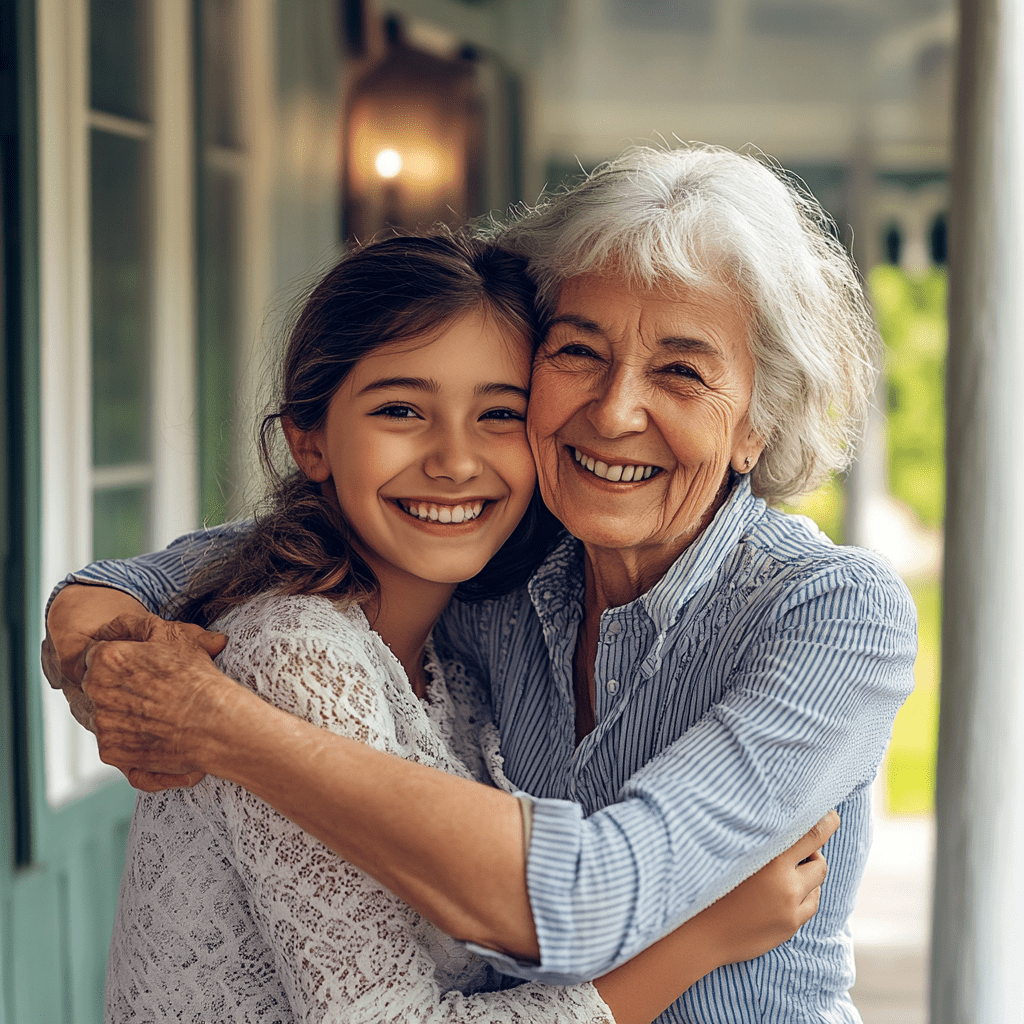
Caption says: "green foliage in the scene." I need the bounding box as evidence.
[886,578,941,815]
[869,265,947,528]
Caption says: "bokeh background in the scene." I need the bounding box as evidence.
[2,1,954,1021]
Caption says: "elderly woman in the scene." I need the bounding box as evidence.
[46,144,916,1023]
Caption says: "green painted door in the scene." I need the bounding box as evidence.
[2,2,137,1021]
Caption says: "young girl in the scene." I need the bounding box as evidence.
[103,233,829,1023]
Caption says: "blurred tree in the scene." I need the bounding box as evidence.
[870,265,947,528]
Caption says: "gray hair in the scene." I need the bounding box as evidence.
[498,143,881,504]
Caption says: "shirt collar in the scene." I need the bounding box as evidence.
[528,475,766,632]
[638,474,765,632]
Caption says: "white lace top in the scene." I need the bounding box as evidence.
[105,592,615,1023]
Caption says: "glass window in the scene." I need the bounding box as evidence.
[198,165,241,522]
[90,128,152,468]
[202,0,241,148]
[93,485,151,560]
[198,0,245,524]
[89,0,151,119]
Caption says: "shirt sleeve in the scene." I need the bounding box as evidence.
[211,608,615,1024]
[45,522,249,617]
[481,556,918,984]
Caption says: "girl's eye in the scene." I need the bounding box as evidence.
[372,404,420,419]
[480,408,526,422]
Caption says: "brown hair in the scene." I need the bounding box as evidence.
[175,231,561,627]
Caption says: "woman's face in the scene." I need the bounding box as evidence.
[528,273,764,567]
[292,310,536,590]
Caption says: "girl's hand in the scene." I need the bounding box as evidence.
[594,811,838,1024]
[699,810,839,967]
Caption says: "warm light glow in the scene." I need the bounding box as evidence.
[375,148,403,179]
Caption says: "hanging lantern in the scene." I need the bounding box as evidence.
[343,19,484,241]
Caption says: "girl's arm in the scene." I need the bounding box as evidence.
[593,819,831,1024]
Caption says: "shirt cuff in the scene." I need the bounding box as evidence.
[466,796,604,984]
[45,573,161,618]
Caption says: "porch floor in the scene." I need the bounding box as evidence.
[850,814,933,1024]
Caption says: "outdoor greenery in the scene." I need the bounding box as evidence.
[871,265,947,529]
[871,266,946,815]
[791,265,947,815]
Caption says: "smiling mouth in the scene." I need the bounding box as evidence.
[395,499,487,523]
[571,446,662,482]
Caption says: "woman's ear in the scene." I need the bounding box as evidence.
[282,416,332,482]
[731,428,766,475]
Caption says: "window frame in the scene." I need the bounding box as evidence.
[37,0,199,806]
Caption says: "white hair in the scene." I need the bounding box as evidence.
[499,143,881,504]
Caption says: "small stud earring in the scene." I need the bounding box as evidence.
[744,456,752,470]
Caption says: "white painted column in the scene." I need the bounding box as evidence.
[842,132,887,553]
[931,0,1024,1020]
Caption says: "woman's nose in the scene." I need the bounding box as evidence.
[423,424,484,483]
[586,365,648,437]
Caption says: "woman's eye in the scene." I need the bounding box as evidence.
[372,404,420,419]
[659,363,705,385]
[549,342,601,360]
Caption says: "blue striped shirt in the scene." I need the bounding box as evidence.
[55,477,917,1023]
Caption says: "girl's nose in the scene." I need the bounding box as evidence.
[423,425,484,484]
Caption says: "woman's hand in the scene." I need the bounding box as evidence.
[43,585,226,729]
[82,631,240,790]
[593,811,838,1024]
[43,584,229,789]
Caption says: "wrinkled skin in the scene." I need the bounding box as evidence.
[42,609,227,789]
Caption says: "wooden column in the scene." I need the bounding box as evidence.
[932,0,1024,1020]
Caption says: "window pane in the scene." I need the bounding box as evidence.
[90,0,151,120]
[198,165,241,523]
[201,0,242,147]
[91,128,152,466]
[93,486,151,560]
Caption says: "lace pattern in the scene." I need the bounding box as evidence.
[106,592,613,1023]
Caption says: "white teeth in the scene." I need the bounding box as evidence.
[572,447,659,483]
[400,501,485,523]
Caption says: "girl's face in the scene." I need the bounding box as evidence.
[291,310,536,591]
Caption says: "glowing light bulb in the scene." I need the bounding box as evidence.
[375,148,403,179]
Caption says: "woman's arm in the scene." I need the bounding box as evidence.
[54,542,911,977]
[82,630,835,979]
[110,594,832,1024]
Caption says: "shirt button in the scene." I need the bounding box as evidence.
[608,621,622,635]
[606,678,619,694]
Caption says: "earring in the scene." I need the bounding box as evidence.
[744,456,752,470]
